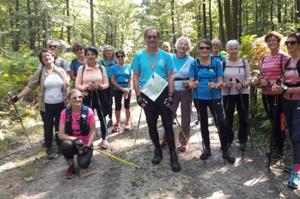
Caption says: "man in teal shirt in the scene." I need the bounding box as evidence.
[132,26,181,172]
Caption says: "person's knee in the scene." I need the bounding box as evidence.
[61,140,74,156]
[78,148,93,169]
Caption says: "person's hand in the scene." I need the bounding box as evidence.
[137,95,148,108]
[164,92,173,106]
[122,88,130,94]
[258,78,269,87]
[8,95,19,105]
[208,81,217,89]
[185,80,198,89]
[74,139,84,151]
[271,83,283,94]
[225,81,233,88]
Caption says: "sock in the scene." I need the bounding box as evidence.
[293,163,300,172]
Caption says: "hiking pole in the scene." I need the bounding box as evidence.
[7,92,38,160]
[225,78,233,113]
[133,107,143,147]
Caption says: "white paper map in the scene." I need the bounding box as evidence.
[141,72,168,102]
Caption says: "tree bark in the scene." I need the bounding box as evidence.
[12,0,20,51]
[171,0,176,47]
[27,0,35,50]
[238,0,242,38]
[224,0,233,40]
[270,0,274,30]
[277,0,282,24]
[217,0,225,45]
[232,0,238,39]
[66,0,71,44]
[208,0,212,40]
[90,0,95,46]
[202,0,207,38]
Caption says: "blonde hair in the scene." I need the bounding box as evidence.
[67,88,82,100]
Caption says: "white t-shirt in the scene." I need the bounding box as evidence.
[44,73,64,104]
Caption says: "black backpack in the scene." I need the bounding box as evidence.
[222,59,247,80]
[65,105,89,136]
[284,57,300,77]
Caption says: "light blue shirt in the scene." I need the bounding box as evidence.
[132,49,174,87]
[172,54,194,90]
[189,58,223,100]
[99,60,117,78]
[111,64,132,90]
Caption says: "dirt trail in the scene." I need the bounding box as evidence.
[0,106,300,199]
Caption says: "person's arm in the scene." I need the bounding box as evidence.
[243,60,251,88]
[111,75,128,93]
[75,66,87,92]
[167,71,174,94]
[133,71,141,96]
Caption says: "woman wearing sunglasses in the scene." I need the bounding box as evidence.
[272,32,300,189]
[258,31,289,159]
[110,50,132,132]
[58,88,96,179]
[188,39,235,164]
[70,43,86,81]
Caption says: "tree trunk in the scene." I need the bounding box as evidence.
[270,0,274,30]
[90,0,95,46]
[27,0,35,50]
[217,0,225,45]
[208,0,212,40]
[12,0,20,51]
[277,0,282,24]
[238,0,242,38]
[255,0,258,32]
[232,0,238,39]
[195,0,202,40]
[66,0,71,44]
[202,0,207,38]
[171,0,176,47]
[224,0,233,40]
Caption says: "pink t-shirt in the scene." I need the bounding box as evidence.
[283,59,300,100]
[60,107,95,144]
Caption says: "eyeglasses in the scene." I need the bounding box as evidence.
[117,55,125,58]
[75,48,83,52]
[285,41,299,46]
[71,96,83,100]
[199,46,211,50]
[48,45,57,49]
[147,35,158,39]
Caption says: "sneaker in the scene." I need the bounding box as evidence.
[170,152,181,172]
[107,119,113,128]
[99,140,109,150]
[178,143,187,153]
[65,164,75,179]
[200,149,211,160]
[223,151,235,164]
[287,171,299,189]
[46,148,57,160]
[111,124,123,133]
[151,149,163,165]
[284,164,294,173]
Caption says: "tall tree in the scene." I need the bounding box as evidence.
[208,0,212,40]
[90,0,95,46]
[238,0,242,38]
[224,0,233,40]
[232,0,238,39]
[66,0,71,44]
[202,0,207,38]
[217,0,225,45]
[26,0,35,50]
[12,0,20,51]
[171,0,176,46]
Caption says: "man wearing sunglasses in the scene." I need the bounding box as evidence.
[132,26,181,172]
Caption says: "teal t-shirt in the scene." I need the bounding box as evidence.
[99,60,117,78]
[131,49,174,87]
[210,52,226,63]
[111,64,132,90]
[172,54,189,71]
[189,58,223,100]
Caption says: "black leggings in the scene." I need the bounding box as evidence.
[61,140,93,169]
[83,91,107,139]
[142,88,176,153]
[40,102,65,149]
[223,94,249,144]
[262,94,285,152]
[194,99,228,152]
[113,90,131,111]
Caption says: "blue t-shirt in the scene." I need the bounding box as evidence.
[70,58,85,75]
[189,58,223,100]
[111,64,132,90]
[210,52,226,63]
[131,49,174,87]
[99,60,117,78]
[172,54,189,71]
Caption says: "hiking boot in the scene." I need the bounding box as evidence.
[170,152,181,172]
[200,149,211,160]
[287,171,299,189]
[284,164,294,173]
[46,148,57,160]
[223,151,235,164]
[65,164,75,179]
[151,149,163,165]
[239,143,246,152]
[178,142,187,153]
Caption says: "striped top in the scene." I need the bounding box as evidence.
[283,58,300,100]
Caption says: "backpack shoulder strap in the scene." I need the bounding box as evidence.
[222,60,226,71]
[81,65,86,85]
[66,106,72,120]
[279,53,284,74]
[285,58,291,71]
[81,105,89,119]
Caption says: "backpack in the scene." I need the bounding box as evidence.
[222,58,247,80]
[284,57,300,77]
[194,58,218,79]
[65,105,89,136]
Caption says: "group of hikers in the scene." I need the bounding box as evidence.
[7,26,300,190]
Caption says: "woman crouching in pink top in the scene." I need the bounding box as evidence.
[59,89,96,179]
[272,32,300,189]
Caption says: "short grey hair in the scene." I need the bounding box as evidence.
[175,36,192,49]
[226,40,240,51]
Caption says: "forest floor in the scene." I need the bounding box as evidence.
[0,105,300,199]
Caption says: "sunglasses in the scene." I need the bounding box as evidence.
[71,96,83,100]
[117,55,125,58]
[199,46,211,50]
[285,41,299,46]
[75,48,83,52]
[48,45,57,48]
